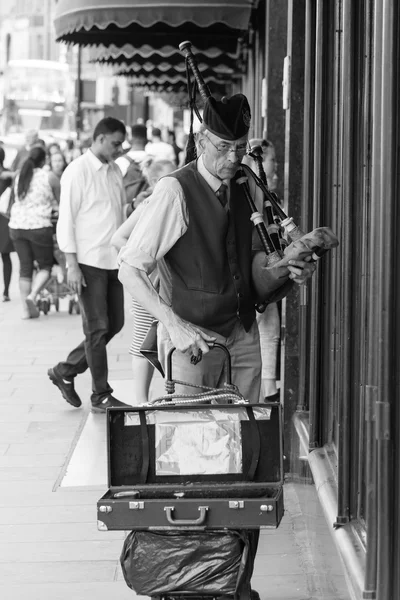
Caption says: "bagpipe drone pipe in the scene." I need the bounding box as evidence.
[179,40,339,305]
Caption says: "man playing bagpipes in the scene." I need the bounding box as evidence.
[118,44,337,404]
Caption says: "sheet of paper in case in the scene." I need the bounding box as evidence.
[155,420,242,476]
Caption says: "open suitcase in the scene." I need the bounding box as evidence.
[97,402,284,530]
[97,344,284,531]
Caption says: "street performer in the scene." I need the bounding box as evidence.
[118,93,316,403]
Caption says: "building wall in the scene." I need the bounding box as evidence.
[248,1,400,598]
[0,0,60,66]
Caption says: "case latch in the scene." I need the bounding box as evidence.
[260,504,274,512]
[99,505,113,514]
[229,501,244,509]
[129,501,145,510]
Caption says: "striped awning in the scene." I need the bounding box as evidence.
[54,0,256,52]
[113,65,235,79]
[91,45,239,71]
[129,80,229,96]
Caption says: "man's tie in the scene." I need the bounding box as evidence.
[216,183,228,209]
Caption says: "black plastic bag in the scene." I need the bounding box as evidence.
[120,529,250,596]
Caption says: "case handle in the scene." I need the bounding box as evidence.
[166,342,232,387]
[164,505,208,525]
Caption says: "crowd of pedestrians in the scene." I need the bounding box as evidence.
[0,113,299,407]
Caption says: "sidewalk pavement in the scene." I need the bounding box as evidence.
[0,259,351,600]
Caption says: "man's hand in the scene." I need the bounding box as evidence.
[166,315,216,359]
[67,264,86,295]
[133,189,151,208]
[287,259,317,284]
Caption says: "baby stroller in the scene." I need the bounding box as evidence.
[36,235,80,315]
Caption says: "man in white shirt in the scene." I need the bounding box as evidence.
[145,127,176,163]
[48,117,131,413]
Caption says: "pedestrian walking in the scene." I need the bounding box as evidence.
[48,150,68,206]
[118,94,317,404]
[8,146,56,318]
[167,130,182,166]
[48,117,131,413]
[145,127,176,163]
[64,139,82,164]
[111,158,176,404]
[11,130,39,171]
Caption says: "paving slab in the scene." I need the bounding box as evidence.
[0,522,124,543]
[0,539,128,562]
[0,560,118,583]
[0,582,147,600]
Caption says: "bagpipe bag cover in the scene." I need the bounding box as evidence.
[252,226,339,302]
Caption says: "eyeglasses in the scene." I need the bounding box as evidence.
[204,134,248,157]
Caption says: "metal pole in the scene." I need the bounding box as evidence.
[307,0,321,444]
[363,387,377,599]
[127,83,134,126]
[375,0,395,596]
[143,94,150,123]
[299,0,314,416]
[263,0,270,138]
[362,1,378,597]
[335,0,352,527]
[76,46,82,140]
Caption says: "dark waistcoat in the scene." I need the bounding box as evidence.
[162,161,256,337]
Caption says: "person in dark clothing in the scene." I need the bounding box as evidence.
[11,130,39,171]
[0,147,14,301]
[48,117,131,413]
[167,130,182,166]
[8,146,56,318]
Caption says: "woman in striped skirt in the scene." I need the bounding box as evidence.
[112,158,175,403]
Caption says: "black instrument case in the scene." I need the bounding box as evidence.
[97,402,284,531]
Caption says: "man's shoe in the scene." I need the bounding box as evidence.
[263,391,280,403]
[47,367,82,408]
[91,396,131,414]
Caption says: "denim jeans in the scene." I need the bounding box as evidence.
[56,264,124,402]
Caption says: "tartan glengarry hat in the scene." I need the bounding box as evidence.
[203,93,251,141]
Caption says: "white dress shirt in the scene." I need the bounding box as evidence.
[118,154,253,274]
[57,149,125,270]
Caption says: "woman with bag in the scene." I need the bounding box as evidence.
[0,147,15,302]
[8,146,56,319]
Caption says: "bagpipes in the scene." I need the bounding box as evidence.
[179,40,339,304]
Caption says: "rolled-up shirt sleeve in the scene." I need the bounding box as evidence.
[56,165,83,254]
[118,177,188,273]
